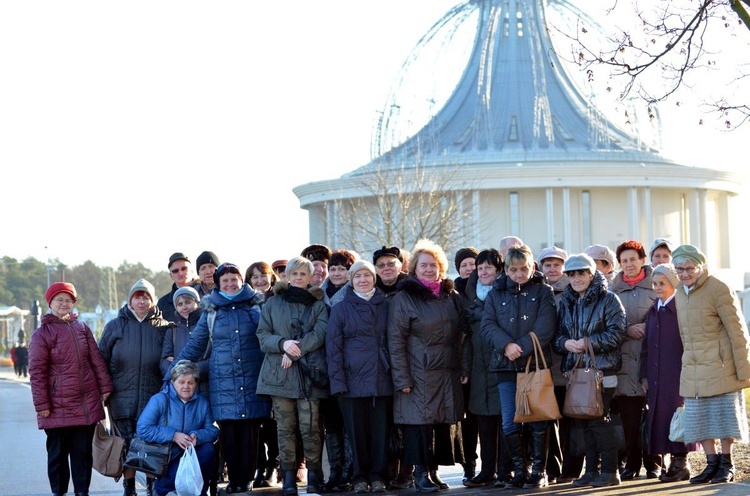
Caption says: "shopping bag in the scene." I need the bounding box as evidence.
[175,444,203,496]
[668,406,685,442]
[513,332,562,423]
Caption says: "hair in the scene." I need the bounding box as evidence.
[409,239,449,279]
[245,261,278,287]
[476,248,503,272]
[285,256,314,276]
[454,247,479,271]
[616,240,646,262]
[329,249,357,269]
[170,359,200,382]
[504,244,534,268]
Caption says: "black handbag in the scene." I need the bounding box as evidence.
[123,398,172,477]
[295,305,329,390]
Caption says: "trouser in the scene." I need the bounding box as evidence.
[257,418,280,470]
[272,396,321,471]
[583,388,618,473]
[338,396,392,484]
[45,424,96,494]
[614,395,661,473]
[476,415,499,474]
[218,419,261,490]
[154,442,215,496]
[460,383,478,464]
[321,396,352,476]
[554,385,584,478]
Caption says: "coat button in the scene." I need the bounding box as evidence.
[510,318,515,322]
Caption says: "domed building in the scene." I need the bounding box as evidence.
[293,0,741,267]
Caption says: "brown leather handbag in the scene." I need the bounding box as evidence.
[562,336,604,419]
[513,332,562,423]
[92,407,125,480]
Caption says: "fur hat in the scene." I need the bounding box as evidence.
[564,254,596,274]
[168,252,190,269]
[372,246,401,264]
[213,263,243,286]
[173,286,201,307]
[671,244,706,266]
[649,238,674,259]
[454,247,479,271]
[585,244,616,266]
[129,278,156,303]
[349,260,377,279]
[652,263,680,287]
[301,244,332,264]
[538,246,568,263]
[45,282,77,306]
[196,251,219,271]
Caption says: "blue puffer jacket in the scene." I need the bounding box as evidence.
[326,285,393,398]
[172,284,271,421]
[136,383,219,452]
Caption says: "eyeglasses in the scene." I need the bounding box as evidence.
[565,269,591,277]
[52,298,74,305]
[675,266,698,274]
[376,261,397,269]
[170,266,189,274]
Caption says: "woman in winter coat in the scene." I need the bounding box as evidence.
[256,256,329,496]
[171,263,271,494]
[671,244,750,484]
[553,254,627,488]
[137,360,219,496]
[388,239,468,493]
[30,282,114,496]
[99,278,171,496]
[638,264,699,483]
[481,245,558,489]
[326,260,393,493]
[609,240,660,480]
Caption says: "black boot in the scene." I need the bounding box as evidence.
[74,493,89,496]
[710,453,735,484]
[429,466,449,490]
[413,465,438,493]
[504,431,528,488]
[282,469,298,496]
[122,478,137,496]
[690,453,720,484]
[262,466,278,487]
[461,460,476,483]
[660,455,691,482]
[324,466,342,492]
[145,478,155,496]
[524,426,549,488]
[252,468,264,488]
[307,468,326,493]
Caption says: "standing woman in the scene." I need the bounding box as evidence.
[671,245,750,484]
[388,239,468,493]
[246,261,278,300]
[30,282,114,496]
[99,279,171,496]
[481,245,558,489]
[256,256,329,496]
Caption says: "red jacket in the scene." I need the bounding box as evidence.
[29,314,114,429]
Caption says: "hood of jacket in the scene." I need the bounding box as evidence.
[203,283,263,311]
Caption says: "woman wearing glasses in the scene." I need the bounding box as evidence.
[29,282,114,496]
[671,244,750,484]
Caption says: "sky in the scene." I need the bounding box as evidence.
[1,1,747,274]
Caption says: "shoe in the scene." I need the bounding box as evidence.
[389,475,414,489]
[646,469,661,479]
[122,477,137,496]
[710,453,734,484]
[307,469,326,493]
[660,456,690,483]
[504,431,528,488]
[493,472,512,487]
[353,481,369,493]
[428,469,448,490]
[690,454,720,484]
[463,471,495,487]
[414,465,439,493]
[590,473,621,487]
[252,469,264,488]
[523,471,548,488]
[461,461,476,483]
[370,480,386,493]
[555,475,576,484]
[261,467,278,487]
[572,472,598,487]
[523,426,550,488]
[619,468,640,480]
[282,470,298,496]
[146,477,156,496]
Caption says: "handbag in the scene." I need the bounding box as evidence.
[123,398,172,477]
[92,407,125,480]
[668,406,686,442]
[562,337,604,419]
[513,332,562,423]
[175,444,204,496]
[296,305,329,390]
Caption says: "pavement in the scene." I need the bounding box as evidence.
[2,365,750,496]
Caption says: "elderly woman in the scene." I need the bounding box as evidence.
[388,239,468,493]
[256,256,329,496]
[138,360,219,496]
[553,254,627,488]
[326,260,393,493]
[649,238,673,267]
[171,263,271,494]
[30,282,114,496]
[99,278,171,496]
[671,244,750,484]
[639,264,699,483]
[481,245,558,489]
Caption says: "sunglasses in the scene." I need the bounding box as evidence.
[170,266,189,274]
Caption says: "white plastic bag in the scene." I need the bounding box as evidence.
[175,445,203,496]
[668,406,685,443]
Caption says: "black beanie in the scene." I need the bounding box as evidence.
[196,251,220,271]
[454,247,479,271]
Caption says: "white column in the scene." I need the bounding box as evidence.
[689,189,701,245]
[546,187,554,247]
[717,192,731,268]
[562,187,571,251]
[472,190,481,246]
[628,187,639,240]
[698,189,708,255]
[643,187,652,242]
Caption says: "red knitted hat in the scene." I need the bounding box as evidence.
[45,282,77,306]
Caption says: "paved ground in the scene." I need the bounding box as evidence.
[2,365,749,496]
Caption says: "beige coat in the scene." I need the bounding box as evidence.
[676,270,750,398]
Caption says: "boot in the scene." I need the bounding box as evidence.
[262,466,278,487]
[504,431,528,488]
[306,468,326,493]
[146,478,155,496]
[463,471,496,487]
[282,469,298,496]
[75,493,89,496]
[252,468,265,488]
[390,463,414,489]
[325,466,343,492]
[122,478,137,496]
[690,453,720,484]
[461,460,476,483]
[523,426,549,488]
[659,455,691,483]
[710,453,735,484]
[429,466,448,490]
[413,465,439,493]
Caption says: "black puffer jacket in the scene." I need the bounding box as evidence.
[481,271,558,374]
[98,305,172,420]
[553,271,627,375]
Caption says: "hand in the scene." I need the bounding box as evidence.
[101,392,111,402]
[189,433,197,446]
[504,343,522,361]
[627,323,645,340]
[166,356,174,362]
[640,379,649,395]
[565,339,585,354]
[281,354,293,369]
[401,387,412,394]
[283,340,302,357]
[461,376,469,385]
[38,410,50,418]
[173,432,193,450]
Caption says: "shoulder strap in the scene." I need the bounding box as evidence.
[300,304,314,335]
[206,310,216,342]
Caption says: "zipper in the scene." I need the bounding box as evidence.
[70,322,91,423]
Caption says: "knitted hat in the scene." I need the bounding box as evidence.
[213,263,243,286]
[652,264,680,288]
[349,260,376,279]
[168,252,190,268]
[671,244,706,266]
[330,249,357,269]
[300,244,332,264]
[373,246,401,264]
[538,246,568,263]
[564,254,596,274]
[173,286,201,307]
[195,251,219,271]
[585,244,616,266]
[45,282,77,306]
[454,247,479,271]
[649,238,674,259]
[129,279,156,303]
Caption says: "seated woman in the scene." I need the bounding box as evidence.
[137,360,219,496]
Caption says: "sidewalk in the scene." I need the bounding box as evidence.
[0,365,29,385]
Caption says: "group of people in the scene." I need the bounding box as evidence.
[25,237,750,496]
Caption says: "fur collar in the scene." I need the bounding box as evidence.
[399,275,456,300]
[272,280,324,304]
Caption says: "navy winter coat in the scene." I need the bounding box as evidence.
[160,307,210,394]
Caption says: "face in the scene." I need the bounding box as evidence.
[567,269,594,296]
[275,267,287,282]
[169,260,193,287]
[619,249,645,278]
[651,247,672,266]
[652,273,675,301]
[375,256,401,285]
[198,263,217,286]
[594,259,612,274]
[477,261,499,286]
[130,291,153,318]
[458,257,476,279]
[352,269,375,293]
[675,261,703,287]
[415,253,440,282]
[541,258,565,284]
[328,265,349,286]
[219,272,243,295]
[311,260,328,286]
[173,373,197,402]
[50,293,75,319]
[175,295,198,319]
[505,259,533,285]
[250,268,272,292]
[289,267,313,289]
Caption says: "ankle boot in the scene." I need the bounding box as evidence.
[710,453,734,483]
[690,453,720,484]
[414,465,439,493]
[75,493,89,496]
[429,466,448,490]
[524,426,549,488]
[461,460,476,482]
[122,478,137,496]
[262,466,278,487]
[282,469,298,496]
[504,431,528,488]
[660,456,690,482]
[252,468,265,488]
[306,468,326,493]
[145,478,155,496]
